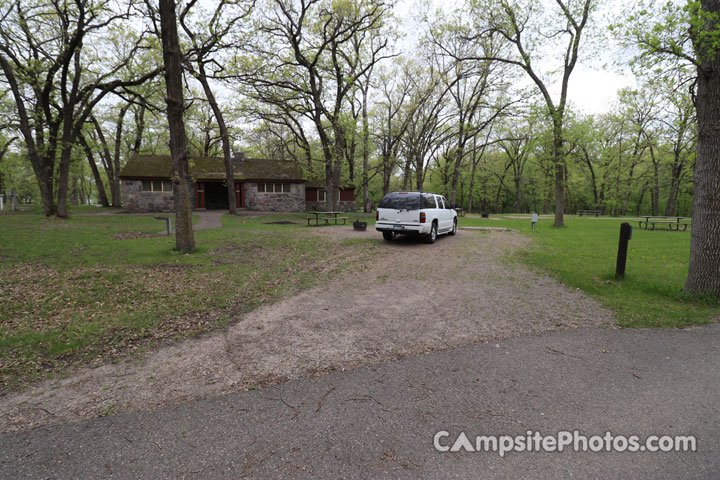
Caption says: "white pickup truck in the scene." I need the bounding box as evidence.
[375,192,458,243]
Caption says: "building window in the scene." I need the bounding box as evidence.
[141,180,172,192]
[258,183,291,194]
[318,189,326,202]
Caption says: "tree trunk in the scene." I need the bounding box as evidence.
[582,148,599,205]
[467,148,478,213]
[332,132,344,211]
[494,178,505,213]
[564,161,572,214]
[0,138,16,201]
[87,154,110,207]
[649,146,660,215]
[79,163,91,204]
[348,147,356,182]
[494,167,510,213]
[0,54,56,216]
[78,134,110,207]
[552,121,565,226]
[422,156,432,192]
[160,0,195,252]
[664,156,683,216]
[111,105,129,207]
[0,138,16,167]
[450,122,466,206]
[346,132,356,182]
[416,151,426,192]
[685,1,720,296]
[91,114,122,207]
[402,157,411,190]
[382,150,392,195]
[70,175,80,205]
[543,164,553,214]
[37,165,55,216]
[324,127,345,211]
[55,117,76,218]
[361,87,370,212]
[196,69,236,214]
[621,189,631,216]
[132,100,146,154]
[325,161,335,211]
[636,181,648,216]
[621,164,636,216]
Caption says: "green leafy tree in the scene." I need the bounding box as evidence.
[178,0,254,214]
[384,60,445,194]
[465,0,596,226]
[0,0,160,217]
[244,0,391,210]
[428,7,514,207]
[619,0,720,297]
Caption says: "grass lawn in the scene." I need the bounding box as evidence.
[1,209,717,390]
[0,211,379,390]
[460,214,720,328]
[0,204,123,215]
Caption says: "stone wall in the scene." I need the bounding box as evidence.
[244,182,305,212]
[122,179,352,212]
[305,200,357,212]
[122,180,173,212]
[121,180,196,212]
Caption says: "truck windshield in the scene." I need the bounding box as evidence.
[378,193,425,210]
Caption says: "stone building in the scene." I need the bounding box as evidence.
[304,179,357,212]
[119,153,357,213]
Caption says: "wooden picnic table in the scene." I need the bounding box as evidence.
[577,209,602,217]
[636,216,692,231]
[306,211,349,226]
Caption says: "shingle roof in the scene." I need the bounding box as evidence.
[119,154,305,181]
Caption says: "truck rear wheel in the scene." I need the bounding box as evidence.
[425,222,437,244]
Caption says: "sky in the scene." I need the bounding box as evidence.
[395,0,636,115]
[563,65,635,114]
[195,0,635,116]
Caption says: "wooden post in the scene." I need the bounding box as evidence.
[616,222,632,279]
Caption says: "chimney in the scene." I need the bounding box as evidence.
[233,151,246,163]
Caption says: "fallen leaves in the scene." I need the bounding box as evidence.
[0,227,371,392]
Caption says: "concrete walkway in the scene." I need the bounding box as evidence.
[2,324,719,479]
[193,210,225,230]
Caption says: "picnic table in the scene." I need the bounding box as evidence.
[306,211,349,226]
[636,216,692,231]
[577,209,602,217]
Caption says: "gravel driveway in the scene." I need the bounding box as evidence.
[0,229,615,432]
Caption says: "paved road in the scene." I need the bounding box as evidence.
[2,325,719,479]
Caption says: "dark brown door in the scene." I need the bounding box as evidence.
[195,182,205,208]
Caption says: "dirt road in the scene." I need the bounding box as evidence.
[0,228,615,432]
